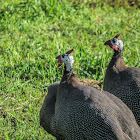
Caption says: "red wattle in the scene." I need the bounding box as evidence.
[112,46,118,51]
[58,59,62,67]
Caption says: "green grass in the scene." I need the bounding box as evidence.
[0,0,140,139]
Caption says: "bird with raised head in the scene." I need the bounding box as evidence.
[103,33,140,126]
[40,49,140,140]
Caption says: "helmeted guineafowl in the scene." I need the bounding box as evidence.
[40,49,140,140]
[103,33,140,126]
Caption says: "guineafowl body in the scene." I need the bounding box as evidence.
[40,82,65,140]
[55,78,140,140]
[40,49,140,140]
[103,34,140,125]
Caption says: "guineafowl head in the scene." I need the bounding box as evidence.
[104,33,124,52]
[56,49,75,72]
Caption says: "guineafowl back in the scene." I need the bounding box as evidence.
[55,83,140,140]
[104,66,140,126]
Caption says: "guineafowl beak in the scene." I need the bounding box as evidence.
[104,40,110,46]
[56,55,61,59]
[56,55,62,67]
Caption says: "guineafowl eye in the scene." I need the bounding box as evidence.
[112,38,115,43]
[62,54,65,58]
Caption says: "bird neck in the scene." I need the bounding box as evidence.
[108,50,127,72]
[60,65,74,84]
[109,50,123,66]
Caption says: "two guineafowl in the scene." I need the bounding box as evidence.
[40,47,140,140]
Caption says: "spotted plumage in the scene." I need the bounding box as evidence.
[103,34,140,126]
[40,49,140,140]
